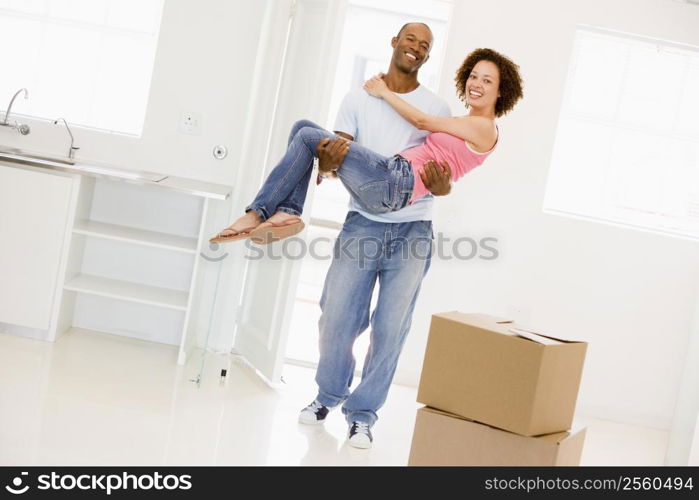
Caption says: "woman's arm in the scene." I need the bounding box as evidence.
[363,76,493,148]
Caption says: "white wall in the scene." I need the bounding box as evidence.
[395,0,699,430]
[1,0,268,187]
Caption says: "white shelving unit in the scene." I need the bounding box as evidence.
[53,173,229,365]
[72,219,199,254]
[64,274,190,311]
[0,155,231,367]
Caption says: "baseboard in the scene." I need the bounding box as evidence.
[0,322,50,341]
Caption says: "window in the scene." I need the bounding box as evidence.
[0,0,164,136]
[284,0,452,367]
[544,26,699,241]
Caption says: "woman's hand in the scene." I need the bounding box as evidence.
[363,74,389,98]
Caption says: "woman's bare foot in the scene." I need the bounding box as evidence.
[216,211,262,238]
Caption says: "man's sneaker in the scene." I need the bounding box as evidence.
[298,400,330,425]
[347,421,373,449]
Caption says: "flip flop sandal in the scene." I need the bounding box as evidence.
[209,228,254,243]
[249,218,305,245]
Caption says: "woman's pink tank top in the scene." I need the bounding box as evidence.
[400,127,498,202]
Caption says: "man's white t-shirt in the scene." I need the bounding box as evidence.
[333,86,451,222]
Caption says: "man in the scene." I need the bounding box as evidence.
[298,22,452,449]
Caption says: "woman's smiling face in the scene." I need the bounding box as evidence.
[465,60,501,113]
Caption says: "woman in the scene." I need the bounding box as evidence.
[212,48,523,244]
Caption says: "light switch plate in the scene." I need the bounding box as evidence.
[179,111,201,135]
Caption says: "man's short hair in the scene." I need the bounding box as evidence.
[395,22,432,38]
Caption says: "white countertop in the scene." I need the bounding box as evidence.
[0,147,231,200]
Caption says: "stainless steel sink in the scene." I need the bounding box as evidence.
[0,146,168,182]
[0,146,75,165]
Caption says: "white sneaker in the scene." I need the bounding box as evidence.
[298,400,331,425]
[347,421,373,449]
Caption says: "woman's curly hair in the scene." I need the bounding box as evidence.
[455,48,523,117]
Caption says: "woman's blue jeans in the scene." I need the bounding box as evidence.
[245,120,414,220]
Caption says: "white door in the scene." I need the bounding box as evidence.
[0,165,74,330]
[232,0,347,383]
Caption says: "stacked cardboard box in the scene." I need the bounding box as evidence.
[409,312,588,466]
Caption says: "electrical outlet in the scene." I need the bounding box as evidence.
[179,111,202,135]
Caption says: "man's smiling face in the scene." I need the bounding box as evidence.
[390,23,432,75]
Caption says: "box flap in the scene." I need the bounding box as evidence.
[433,311,584,345]
[512,327,586,345]
[508,328,562,346]
[422,406,478,422]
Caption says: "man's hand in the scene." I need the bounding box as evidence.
[317,137,350,178]
[420,161,452,196]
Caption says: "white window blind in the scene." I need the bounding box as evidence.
[0,0,164,136]
[543,26,699,241]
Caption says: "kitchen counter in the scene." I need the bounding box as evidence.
[0,146,231,200]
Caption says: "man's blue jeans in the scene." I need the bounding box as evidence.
[245,120,414,220]
[314,211,433,427]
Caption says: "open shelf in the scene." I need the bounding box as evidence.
[73,219,198,254]
[64,274,189,311]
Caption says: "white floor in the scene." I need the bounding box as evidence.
[0,328,670,466]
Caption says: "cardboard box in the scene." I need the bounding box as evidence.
[417,312,587,436]
[409,406,587,466]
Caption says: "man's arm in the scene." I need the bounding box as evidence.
[317,133,352,177]
[317,91,357,181]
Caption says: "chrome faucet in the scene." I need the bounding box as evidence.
[53,117,80,159]
[1,88,31,135]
